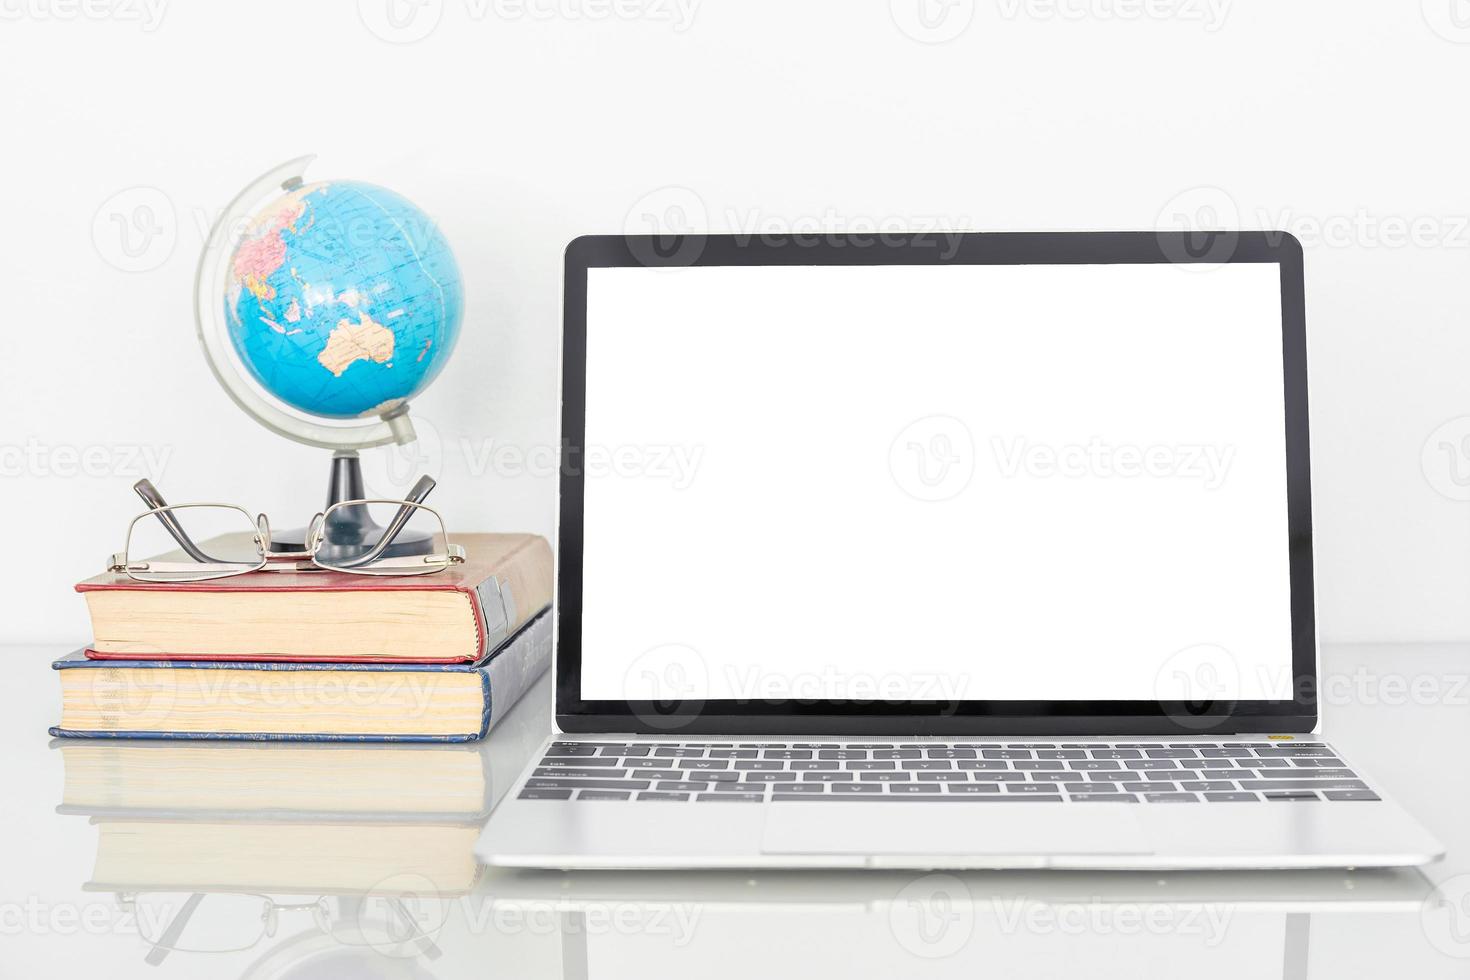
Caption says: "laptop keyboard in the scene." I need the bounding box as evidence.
[517,740,1379,803]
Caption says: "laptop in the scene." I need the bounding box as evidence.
[478,230,1443,870]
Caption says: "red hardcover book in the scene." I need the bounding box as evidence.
[77,533,552,664]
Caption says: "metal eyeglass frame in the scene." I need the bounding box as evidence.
[107,476,466,583]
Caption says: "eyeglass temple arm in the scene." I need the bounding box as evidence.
[142,891,205,967]
[329,475,438,569]
[132,480,216,564]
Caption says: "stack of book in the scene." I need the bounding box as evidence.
[51,533,553,742]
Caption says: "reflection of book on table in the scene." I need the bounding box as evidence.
[51,610,551,742]
[77,532,552,663]
[85,820,481,894]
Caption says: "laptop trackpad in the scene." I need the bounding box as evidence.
[761,803,1152,864]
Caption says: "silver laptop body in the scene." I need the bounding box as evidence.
[479,231,1442,870]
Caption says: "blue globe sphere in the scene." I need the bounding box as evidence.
[224,180,463,419]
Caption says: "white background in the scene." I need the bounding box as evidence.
[2,0,1469,645]
[581,264,1293,700]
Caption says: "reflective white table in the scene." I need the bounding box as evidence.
[4,643,1468,978]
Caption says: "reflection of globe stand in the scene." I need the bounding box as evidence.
[194,155,433,558]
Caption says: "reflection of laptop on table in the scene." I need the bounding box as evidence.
[480,231,1442,869]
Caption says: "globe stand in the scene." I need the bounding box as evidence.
[269,450,436,562]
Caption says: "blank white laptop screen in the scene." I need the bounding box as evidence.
[578,262,1293,704]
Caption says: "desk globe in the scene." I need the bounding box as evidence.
[195,156,464,554]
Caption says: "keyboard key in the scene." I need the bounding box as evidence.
[1069,760,1121,771]
[545,745,597,757]
[599,746,650,757]
[849,743,893,749]
[790,743,835,749]
[740,772,797,783]
[1123,782,1168,793]
[1171,743,1216,748]
[947,783,1000,793]
[526,778,651,791]
[629,769,673,780]
[1255,769,1358,780]
[1072,794,1139,802]
[1204,792,1259,802]
[533,768,625,780]
[775,783,826,794]
[1291,758,1345,768]
[636,792,689,801]
[1014,761,1064,771]
[1178,781,1238,792]
[1177,759,1219,769]
[687,770,740,782]
[791,760,840,771]
[917,771,969,782]
[1143,793,1198,803]
[1005,783,1060,793]
[655,747,704,758]
[1238,780,1367,791]
[983,749,1032,759]
[696,793,763,802]
[874,750,921,760]
[682,758,730,771]
[734,761,784,771]
[902,760,953,771]
[1145,749,1198,759]
[577,790,630,800]
[1264,791,1318,801]
[832,783,882,794]
[956,760,1008,770]
[1254,758,1292,768]
[846,760,896,770]
[1039,750,1086,759]
[710,749,758,759]
[819,749,868,760]
[655,782,710,792]
[1201,748,1252,758]
[764,750,812,760]
[1323,790,1380,801]
[1062,783,1118,793]
[860,772,914,782]
[972,772,1027,782]
[518,789,572,800]
[927,748,976,759]
[1125,760,1178,770]
[802,772,855,782]
[1085,772,1135,782]
[541,757,620,768]
[1030,772,1075,782]
[621,758,673,768]
[888,784,946,795]
[1089,749,1141,759]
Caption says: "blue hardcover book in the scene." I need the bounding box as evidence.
[51,610,550,743]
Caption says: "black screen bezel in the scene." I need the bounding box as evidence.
[556,231,1315,735]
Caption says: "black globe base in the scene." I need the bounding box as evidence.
[270,450,436,562]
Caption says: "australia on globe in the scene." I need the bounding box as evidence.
[224,180,463,419]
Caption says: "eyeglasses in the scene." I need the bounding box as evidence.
[107,476,466,583]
